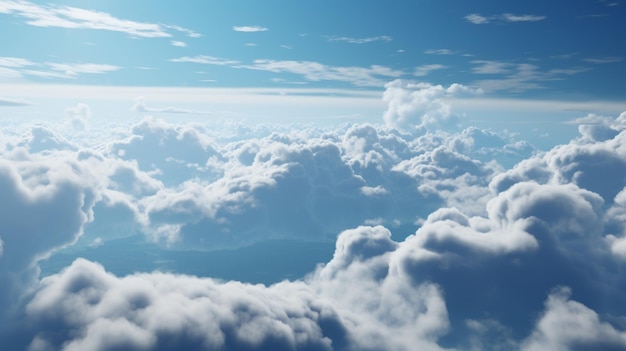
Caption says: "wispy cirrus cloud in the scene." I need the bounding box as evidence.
[131,97,209,115]
[169,55,240,65]
[465,13,546,24]
[0,56,36,68]
[169,54,405,86]
[232,25,268,32]
[45,63,120,76]
[241,59,403,86]
[327,35,393,44]
[0,0,199,38]
[0,56,121,80]
[414,64,446,77]
[583,56,623,64]
[470,60,587,93]
[0,96,33,106]
[425,49,455,55]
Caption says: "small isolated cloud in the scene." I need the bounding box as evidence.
[414,64,446,77]
[583,56,623,64]
[465,13,490,24]
[169,55,239,66]
[0,96,33,106]
[131,97,208,115]
[170,40,187,47]
[466,13,546,24]
[425,49,455,55]
[327,35,393,44]
[232,25,268,32]
[501,13,546,22]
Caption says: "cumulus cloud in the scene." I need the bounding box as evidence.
[382,79,482,130]
[65,102,91,130]
[2,101,626,350]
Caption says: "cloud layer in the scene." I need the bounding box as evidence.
[1,86,626,349]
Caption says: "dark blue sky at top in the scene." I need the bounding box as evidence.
[1,0,624,99]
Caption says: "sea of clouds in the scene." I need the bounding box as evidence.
[1,80,626,350]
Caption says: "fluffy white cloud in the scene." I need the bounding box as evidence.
[2,104,626,350]
[65,102,91,131]
[382,79,481,130]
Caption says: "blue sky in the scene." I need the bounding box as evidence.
[3,1,626,351]
[1,0,624,97]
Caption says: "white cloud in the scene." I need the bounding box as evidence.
[414,64,446,77]
[470,61,586,93]
[466,13,546,24]
[243,60,403,86]
[0,96,33,106]
[424,49,454,55]
[583,56,623,64]
[465,13,489,24]
[501,13,546,22]
[169,55,240,65]
[521,287,626,351]
[2,101,626,350]
[43,63,121,78]
[327,35,392,44]
[382,79,481,130]
[0,56,35,68]
[65,102,91,131]
[170,40,187,47]
[131,96,209,115]
[233,25,268,32]
[0,0,197,38]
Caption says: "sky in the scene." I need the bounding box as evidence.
[2,1,626,350]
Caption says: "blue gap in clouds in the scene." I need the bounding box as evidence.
[38,235,335,285]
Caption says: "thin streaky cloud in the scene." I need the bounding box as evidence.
[241,59,403,87]
[169,55,240,65]
[425,49,455,55]
[233,25,268,32]
[465,13,489,24]
[327,35,393,44]
[501,13,546,22]
[583,56,623,64]
[167,24,202,38]
[0,0,197,38]
[22,69,75,79]
[0,96,33,106]
[131,97,209,114]
[414,64,446,77]
[0,56,36,68]
[466,13,546,24]
[45,63,121,75]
